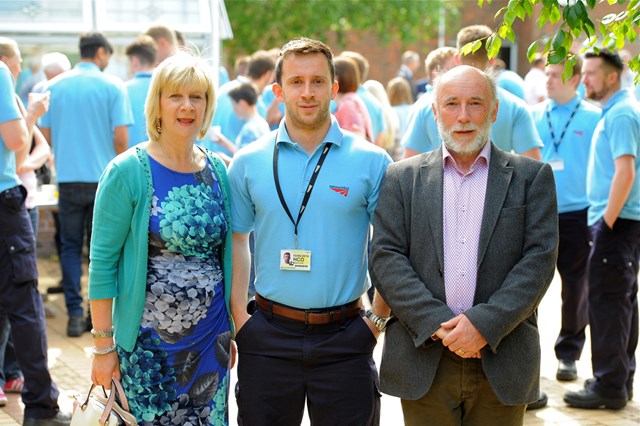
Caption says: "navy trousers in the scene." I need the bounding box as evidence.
[554,209,590,361]
[587,217,640,400]
[236,306,380,426]
[0,186,59,418]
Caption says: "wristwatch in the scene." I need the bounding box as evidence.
[365,310,392,332]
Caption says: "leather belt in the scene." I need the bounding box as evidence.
[255,294,362,325]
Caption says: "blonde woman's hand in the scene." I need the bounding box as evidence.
[91,351,121,390]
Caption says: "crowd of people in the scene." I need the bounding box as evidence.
[0,17,638,426]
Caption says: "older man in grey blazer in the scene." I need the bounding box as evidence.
[369,66,558,425]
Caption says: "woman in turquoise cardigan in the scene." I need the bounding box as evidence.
[88,51,234,425]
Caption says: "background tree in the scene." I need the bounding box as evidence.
[470,0,639,78]
[224,0,453,60]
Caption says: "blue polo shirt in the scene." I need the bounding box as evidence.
[228,117,391,309]
[125,71,152,147]
[236,114,270,148]
[40,62,132,183]
[0,62,22,193]
[532,96,600,214]
[211,78,246,154]
[587,89,640,225]
[497,70,526,100]
[402,86,542,155]
[357,86,386,141]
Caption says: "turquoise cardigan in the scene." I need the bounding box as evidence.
[88,144,233,352]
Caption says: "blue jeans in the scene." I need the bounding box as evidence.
[58,183,97,317]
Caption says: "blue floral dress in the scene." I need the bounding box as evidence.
[118,155,231,425]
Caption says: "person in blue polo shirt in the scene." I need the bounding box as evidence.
[0,36,71,426]
[228,37,391,425]
[124,35,156,147]
[40,32,132,338]
[402,25,542,161]
[564,49,640,410]
[531,56,600,384]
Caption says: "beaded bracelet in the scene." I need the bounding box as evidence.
[92,343,117,356]
[90,327,114,339]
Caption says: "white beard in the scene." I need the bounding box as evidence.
[437,119,491,155]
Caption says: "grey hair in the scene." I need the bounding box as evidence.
[432,66,498,113]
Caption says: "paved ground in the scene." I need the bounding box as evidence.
[0,256,639,425]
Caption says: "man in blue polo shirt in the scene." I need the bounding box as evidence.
[402,25,542,161]
[564,50,640,410]
[228,37,391,425]
[40,32,132,338]
[124,35,156,147]
[0,37,71,426]
[531,57,600,384]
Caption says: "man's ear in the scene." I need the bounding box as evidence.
[431,103,438,123]
[330,80,339,100]
[273,82,284,102]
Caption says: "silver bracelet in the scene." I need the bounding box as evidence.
[91,327,114,339]
[92,343,117,356]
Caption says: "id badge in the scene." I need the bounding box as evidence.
[280,249,311,271]
[549,158,565,171]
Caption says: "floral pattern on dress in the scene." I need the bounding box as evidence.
[119,155,230,425]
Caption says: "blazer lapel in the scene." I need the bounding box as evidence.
[477,144,513,266]
[420,147,445,273]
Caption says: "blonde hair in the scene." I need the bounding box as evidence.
[145,52,216,141]
[0,37,18,60]
[386,77,413,106]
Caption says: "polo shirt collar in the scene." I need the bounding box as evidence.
[602,89,630,115]
[75,62,101,72]
[275,115,344,151]
[548,95,580,112]
[134,71,153,79]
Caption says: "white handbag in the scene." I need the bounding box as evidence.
[70,378,137,426]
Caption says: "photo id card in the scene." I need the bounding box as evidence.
[280,249,311,271]
[549,158,565,171]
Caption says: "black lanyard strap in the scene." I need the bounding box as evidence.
[546,101,580,153]
[273,140,332,247]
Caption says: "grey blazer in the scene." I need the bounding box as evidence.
[369,144,558,405]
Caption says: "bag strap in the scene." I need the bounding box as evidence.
[99,382,118,425]
[110,377,131,412]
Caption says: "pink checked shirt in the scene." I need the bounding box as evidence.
[442,142,491,315]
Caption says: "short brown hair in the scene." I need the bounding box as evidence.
[425,47,457,80]
[275,37,334,85]
[456,25,492,67]
[340,51,370,82]
[125,35,157,67]
[144,25,177,48]
[334,56,361,93]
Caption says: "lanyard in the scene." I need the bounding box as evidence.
[273,137,332,248]
[546,101,580,153]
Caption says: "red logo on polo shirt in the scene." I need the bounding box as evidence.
[574,130,584,136]
[330,186,349,197]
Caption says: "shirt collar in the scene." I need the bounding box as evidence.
[442,141,491,174]
[602,89,631,115]
[75,62,101,72]
[548,95,580,112]
[275,115,344,151]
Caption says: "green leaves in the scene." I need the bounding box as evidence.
[478,0,640,81]
[224,0,450,62]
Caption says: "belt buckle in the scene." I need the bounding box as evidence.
[305,309,329,324]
